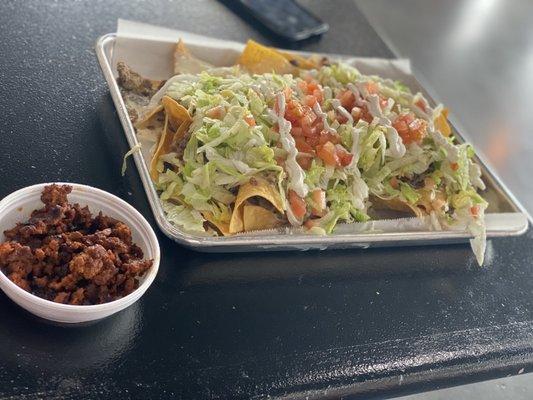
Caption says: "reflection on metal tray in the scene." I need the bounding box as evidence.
[95,33,528,252]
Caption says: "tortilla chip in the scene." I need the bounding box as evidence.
[435,108,451,137]
[202,211,231,236]
[371,195,425,218]
[174,39,214,74]
[149,119,192,182]
[237,40,294,75]
[229,177,285,233]
[162,96,191,128]
[278,50,318,70]
[149,114,170,181]
[135,105,164,129]
[148,97,192,181]
[243,203,282,231]
[172,119,191,148]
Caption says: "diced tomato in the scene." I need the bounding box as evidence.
[283,87,293,100]
[318,131,341,145]
[244,115,255,126]
[275,157,285,167]
[393,113,427,144]
[470,205,480,217]
[302,107,315,120]
[393,119,409,136]
[380,97,389,109]
[305,136,320,147]
[307,81,319,92]
[336,145,354,167]
[312,88,324,104]
[310,189,326,217]
[304,95,317,107]
[297,79,323,105]
[390,176,399,189]
[336,111,348,124]
[338,90,355,110]
[301,114,317,137]
[291,126,304,137]
[450,162,459,171]
[317,141,340,167]
[205,105,226,119]
[294,137,314,153]
[303,73,314,83]
[412,120,427,142]
[304,219,317,229]
[415,98,427,112]
[313,121,324,133]
[360,106,373,123]
[404,113,415,124]
[366,81,379,94]
[289,190,307,219]
[296,155,312,170]
[285,100,304,123]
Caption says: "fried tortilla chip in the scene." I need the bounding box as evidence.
[278,50,318,70]
[237,40,294,75]
[135,104,164,129]
[202,211,231,236]
[161,96,191,129]
[172,118,191,148]
[149,118,192,182]
[229,177,285,233]
[174,39,214,74]
[435,108,451,137]
[243,203,282,231]
[148,97,192,181]
[149,114,170,181]
[371,195,425,218]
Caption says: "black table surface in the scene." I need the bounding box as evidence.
[1,1,533,399]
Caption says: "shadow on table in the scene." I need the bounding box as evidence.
[176,241,490,287]
[0,290,141,373]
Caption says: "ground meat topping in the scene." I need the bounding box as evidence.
[0,184,153,305]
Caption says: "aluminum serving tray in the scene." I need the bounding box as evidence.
[96,33,528,252]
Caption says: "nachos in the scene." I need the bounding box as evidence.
[117,40,488,264]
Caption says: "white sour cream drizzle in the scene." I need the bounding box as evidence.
[347,83,364,107]
[250,77,276,99]
[330,99,353,125]
[469,161,486,190]
[270,92,309,225]
[329,98,368,209]
[323,86,333,100]
[354,82,369,99]
[412,93,431,120]
[428,123,459,162]
[312,102,336,134]
[366,94,406,159]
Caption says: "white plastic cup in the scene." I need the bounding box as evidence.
[0,182,160,324]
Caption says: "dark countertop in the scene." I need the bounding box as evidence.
[0,1,532,399]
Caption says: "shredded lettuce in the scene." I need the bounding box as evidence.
[145,63,488,265]
[305,160,325,188]
[161,200,205,233]
[399,182,420,204]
